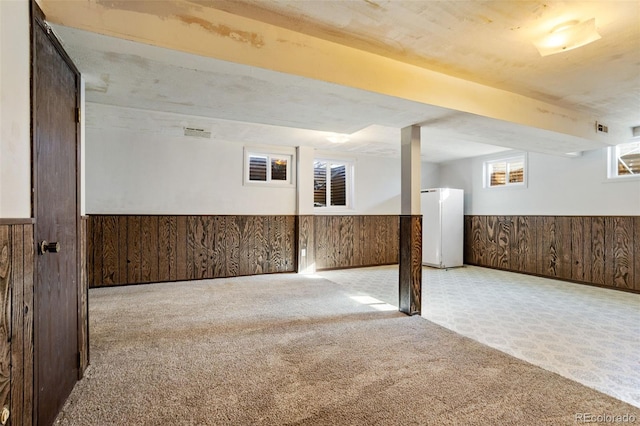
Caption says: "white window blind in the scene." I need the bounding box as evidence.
[314,159,352,209]
[609,141,640,178]
[484,155,526,188]
[248,155,268,181]
[244,148,294,186]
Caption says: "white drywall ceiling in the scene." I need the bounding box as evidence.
[48,0,640,162]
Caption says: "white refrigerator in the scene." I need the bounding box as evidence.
[421,188,464,268]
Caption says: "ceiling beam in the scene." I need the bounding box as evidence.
[40,0,616,145]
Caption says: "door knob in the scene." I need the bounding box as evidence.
[1,406,9,425]
[39,241,60,255]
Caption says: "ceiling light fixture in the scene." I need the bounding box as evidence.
[326,134,350,143]
[534,18,601,56]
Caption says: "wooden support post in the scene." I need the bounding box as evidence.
[296,146,316,274]
[399,125,422,315]
[399,215,422,314]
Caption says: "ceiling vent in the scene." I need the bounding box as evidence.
[595,121,608,134]
[183,127,211,139]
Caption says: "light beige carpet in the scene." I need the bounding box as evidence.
[56,274,640,425]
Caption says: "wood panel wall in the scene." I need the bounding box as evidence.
[87,215,400,286]
[87,216,296,287]
[79,217,89,374]
[464,216,640,292]
[296,216,315,274]
[0,223,34,426]
[314,215,399,270]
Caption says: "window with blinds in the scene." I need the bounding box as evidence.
[248,155,268,181]
[484,155,526,188]
[244,148,294,186]
[271,158,288,181]
[330,164,347,206]
[609,141,640,178]
[314,161,327,207]
[314,159,352,208]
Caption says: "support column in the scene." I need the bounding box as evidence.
[296,146,316,274]
[296,215,315,274]
[399,125,422,315]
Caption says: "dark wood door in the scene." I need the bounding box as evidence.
[33,6,80,426]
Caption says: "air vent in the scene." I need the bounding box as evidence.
[595,121,608,134]
[183,127,211,139]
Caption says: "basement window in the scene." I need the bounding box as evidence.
[483,154,527,188]
[314,159,353,209]
[244,148,294,187]
[608,141,640,179]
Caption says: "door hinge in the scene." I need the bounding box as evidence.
[75,107,81,123]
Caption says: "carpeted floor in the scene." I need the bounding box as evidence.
[319,265,640,408]
[56,274,640,425]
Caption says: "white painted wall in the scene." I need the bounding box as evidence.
[310,149,401,215]
[86,125,402,215]
[421,161,440,190]
[351,153,400,215]
[0,0,31,218]
[80,77,86,215]
[439,149,640,215]
[86,127,296,215]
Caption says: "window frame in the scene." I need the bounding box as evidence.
[483,153,528,189]
[313,157,354,211]
[243,147,295,187]
[607,141,640,181]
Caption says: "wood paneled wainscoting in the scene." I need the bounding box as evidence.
[87,215,297,287]
[0,221,34,426]
[313,215,399,270]
[87,215,401,287]
[79,217,89,373]
[464,216,640,292]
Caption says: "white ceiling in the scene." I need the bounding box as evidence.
[48,0,640,163]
